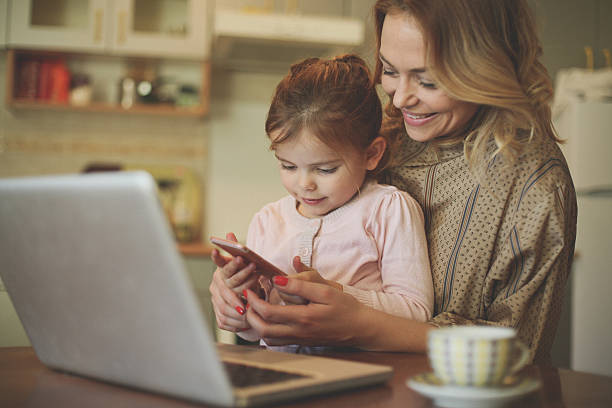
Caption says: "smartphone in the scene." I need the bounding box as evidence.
[210,236,287,279]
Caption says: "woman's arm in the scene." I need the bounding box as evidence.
[209,232,260,341]
[432,176,577,363]
[243,278,435,351]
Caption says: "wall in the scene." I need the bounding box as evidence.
[1,0,611,365]
[530,0,612,370]
[532,0,612,76]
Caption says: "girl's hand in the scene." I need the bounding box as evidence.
[291,256,342,291]
[273,256,341,305]
[209,232,259,336]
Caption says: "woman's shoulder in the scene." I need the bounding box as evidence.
[482,133,576,212]
[502,133,573,189]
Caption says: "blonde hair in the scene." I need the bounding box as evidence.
[373,0,560,165]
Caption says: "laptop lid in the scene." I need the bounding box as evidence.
[0,171,392,407]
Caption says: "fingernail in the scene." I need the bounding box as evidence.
[242,289,248,299]
[235,306,245,315]
[274,276,288,286]
[246,303,250,309]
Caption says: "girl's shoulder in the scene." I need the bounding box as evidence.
[250,195,295,223]
[361,181,422,213]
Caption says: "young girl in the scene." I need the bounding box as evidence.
[210,54,433,343]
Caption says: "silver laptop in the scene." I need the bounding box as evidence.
[0,171,392,407]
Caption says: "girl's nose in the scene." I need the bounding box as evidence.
[393,77,418,109]
[300,173,316,191]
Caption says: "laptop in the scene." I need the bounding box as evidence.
[0,171,393,407]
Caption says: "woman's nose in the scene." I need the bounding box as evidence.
[393,77,418,109]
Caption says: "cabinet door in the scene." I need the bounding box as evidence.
[8,0,109,51]
[110,0,210,59]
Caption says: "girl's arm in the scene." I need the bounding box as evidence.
[343,190,434,321]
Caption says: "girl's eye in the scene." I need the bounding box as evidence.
[317,167,338,174]
[280,163,296,171]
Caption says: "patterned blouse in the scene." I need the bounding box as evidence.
[383,132,577,364]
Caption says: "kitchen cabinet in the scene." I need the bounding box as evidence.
[8,0,211,59]
[6,49,211,116]
[110,0,211,59]
[9,0,110,52]
[6,0,211,116]
[212,1,365,71]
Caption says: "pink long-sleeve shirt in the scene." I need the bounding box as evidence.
[246,181,433,322]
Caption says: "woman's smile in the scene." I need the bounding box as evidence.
[402,109,438,126]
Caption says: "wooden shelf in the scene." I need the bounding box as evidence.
[5,49,211,117]
[9,98,207,117]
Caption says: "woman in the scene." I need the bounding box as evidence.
[210,0,577,364]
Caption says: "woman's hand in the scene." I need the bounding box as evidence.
[243,277,369,347]
[209,232,259,337]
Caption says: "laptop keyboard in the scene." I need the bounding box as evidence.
[223,362,310,388]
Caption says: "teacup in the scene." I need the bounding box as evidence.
[427,326,530,387]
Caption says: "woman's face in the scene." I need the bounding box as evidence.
[379,12,479,142]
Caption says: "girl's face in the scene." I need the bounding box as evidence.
[272,129,374,218]
[379,12,479,142]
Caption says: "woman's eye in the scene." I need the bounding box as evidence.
[317,167,338,174]
[382,68,396,76]
[418,79,437,89]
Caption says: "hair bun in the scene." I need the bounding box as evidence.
[289,57,320,75]
[333,54,362,64]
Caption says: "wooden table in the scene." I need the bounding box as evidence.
[1,347,611,407]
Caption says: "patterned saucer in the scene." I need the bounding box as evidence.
[407,372,541,408]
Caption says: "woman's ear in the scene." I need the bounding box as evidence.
[365,137,387,171]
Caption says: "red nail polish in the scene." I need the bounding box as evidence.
[235,306,245,315]
[246,303,250,309]
[242,289,248,299]
[274,275,288,286]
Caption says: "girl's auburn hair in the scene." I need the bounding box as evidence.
[373,0,560,166]
[265,54,397,176]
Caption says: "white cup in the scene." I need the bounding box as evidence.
[427,326,530,387]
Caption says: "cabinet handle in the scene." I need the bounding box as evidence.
[94,9,103,43]
[118,11,127,44]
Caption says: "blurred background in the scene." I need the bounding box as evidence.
[0,0,610,377]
